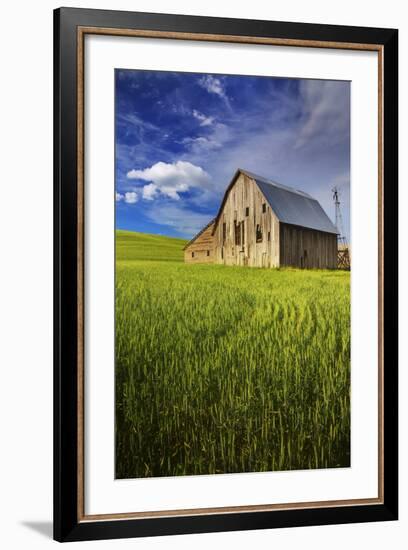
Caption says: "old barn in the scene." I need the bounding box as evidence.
[184,169,338,269]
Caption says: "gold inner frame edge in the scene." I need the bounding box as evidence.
[76,26,384,522]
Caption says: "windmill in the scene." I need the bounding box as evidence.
[332,186,350,270]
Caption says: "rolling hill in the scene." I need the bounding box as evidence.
[116,230,187,262]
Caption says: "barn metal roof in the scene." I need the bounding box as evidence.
[242,169,339,235]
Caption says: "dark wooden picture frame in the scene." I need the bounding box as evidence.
[54,7,398,542]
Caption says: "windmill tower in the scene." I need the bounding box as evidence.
[332,187,350,270]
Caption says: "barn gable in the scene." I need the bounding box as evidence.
[212,171,281,267]
[183,218,216,250]
[183,219,216,263]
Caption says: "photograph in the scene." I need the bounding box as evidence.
[114,69,351,479]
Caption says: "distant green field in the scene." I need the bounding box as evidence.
[115,230,350,479]
[115,230,187,262]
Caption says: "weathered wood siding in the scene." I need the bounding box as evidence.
[184,222,215,264]
[213,173,280,268]
[184,171,337,269]
[279,223,337,269]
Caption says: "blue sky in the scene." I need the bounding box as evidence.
[115,69,350,241]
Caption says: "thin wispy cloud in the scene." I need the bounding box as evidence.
[146,202,213,236]
[294,80,350,150]
[117,112,161,135]
[192,109,214,126]
[198,75,226,97]
[180,135,221,152]
[198,75,231,109]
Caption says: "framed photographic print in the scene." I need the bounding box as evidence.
[54,7,398,542]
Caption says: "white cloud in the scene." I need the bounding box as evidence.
[127,161,212,200]
[115,192,124,201]
[124,191,138,204]
[142,183,159,201]
[198,75,227,100]
[192,109,214,126]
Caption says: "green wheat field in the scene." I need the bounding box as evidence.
[115,230,350,479]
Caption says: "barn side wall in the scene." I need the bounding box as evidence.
[279,223,338,269]
[184,222,215,264]
[213,173,280,268]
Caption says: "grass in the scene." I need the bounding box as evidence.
[115,230,350,478]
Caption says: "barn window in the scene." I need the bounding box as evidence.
[256,224,263,243]
[234,221,241,246]
[192,252,194,258]
[241,221,245,245]
[207,250,210,256]
[262,203,266,213]
[245,206,249,217]
[222,222,226,243]
[221,247,224,259]
[268,231,271,242]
